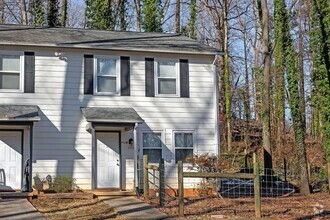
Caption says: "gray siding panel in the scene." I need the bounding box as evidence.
[84,55,94,94]
[145,58,154,97]
[24,52,35,93]
[120,56,130,96]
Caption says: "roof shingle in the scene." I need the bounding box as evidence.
[0,24,222,55]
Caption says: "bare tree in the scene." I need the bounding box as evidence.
[19,0,27,24]
[175,0,180,33]
[259,0,272,171]
[134,0,141,31]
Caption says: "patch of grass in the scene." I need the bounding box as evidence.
[31,198,116,219]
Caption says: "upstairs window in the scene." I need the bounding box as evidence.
[94,56,120,94]
[155,60,179,96]
[0,54,23,91]
[142,132,162,163]
[174,131,194,163]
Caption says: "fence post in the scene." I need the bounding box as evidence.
[178,161,184,217]
[253,153,261,218]
[143,155,149,198]
[159,158,165,207]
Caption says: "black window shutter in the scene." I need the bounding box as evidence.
[120,56,130,96]
[24,52,35,93]
[84,54,94,94]
[180,59,189,98]
[145,58,155,97]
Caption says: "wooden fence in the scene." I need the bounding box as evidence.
[178,153,261,218]
[143,155,165,207]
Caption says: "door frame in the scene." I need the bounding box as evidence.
[0,129,24,190]
[94,130,122,190]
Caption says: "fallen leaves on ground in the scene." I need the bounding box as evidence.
[31,198,116,219]
[144,193,330,219]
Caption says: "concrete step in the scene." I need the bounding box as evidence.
[93,190,136,197]
[0,192,33,200]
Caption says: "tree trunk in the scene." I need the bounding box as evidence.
[188,0,196,39]
[298,0,306,132]
[61,0,67,27]
[243,31,250,147]
[119,0,127,31]
[223,0,232,152]
[134,0,141,31]
[20,0,27,25]
[259,0,272,171]
[0,0,4,24]
[28,0,34,25]
[175,0,180,33]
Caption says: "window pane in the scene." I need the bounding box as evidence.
[0,73,20,89]
[175,149,193,163]
[143,133,161,148]
[158,79,176,94]
[175,133,193,148]
[158,62,176,77]
[97,76,116,93]
[143,149,162,163]
[97,59,116,76]
[0,55,20,72]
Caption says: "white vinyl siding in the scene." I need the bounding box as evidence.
[155,59,179,97]
[0,48,216,190]
[94,56,120,95]
[0,51,24,92]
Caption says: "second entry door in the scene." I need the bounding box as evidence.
[96,132,120,188]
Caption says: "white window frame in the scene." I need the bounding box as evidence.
[94,55,120,95]
[0,51,24,93]
[173,130,196,164]
[140,130,165,164]
[154,58,180,97]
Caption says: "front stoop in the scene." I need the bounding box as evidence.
[0,192,34,201]
[93,190,136,197]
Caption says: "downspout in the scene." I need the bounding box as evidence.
[29,123,33,192]
[213,54,221,156]
[133,123,138,189]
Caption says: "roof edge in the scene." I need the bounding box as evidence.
[0,42,224,56]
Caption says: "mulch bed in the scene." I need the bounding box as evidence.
[31,198,116,219]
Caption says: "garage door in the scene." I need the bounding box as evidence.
[0,131,22,190]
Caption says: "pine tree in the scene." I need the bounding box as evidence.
[141,0,163,32]
[85,0,115,30]
[47,0,60,27]
[34,0,45,26]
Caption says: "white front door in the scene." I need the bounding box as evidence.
[96,132,120,188]
[0,131,22,190]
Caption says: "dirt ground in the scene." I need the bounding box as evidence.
[31,198,117,219]
[146,193,330,219]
